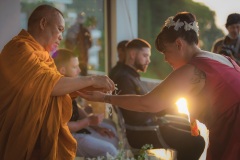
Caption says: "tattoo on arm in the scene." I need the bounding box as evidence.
[191,67,206,84]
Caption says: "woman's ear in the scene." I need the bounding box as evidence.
[175,38,183,50]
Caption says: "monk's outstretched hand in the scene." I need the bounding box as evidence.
[80,75,115,92]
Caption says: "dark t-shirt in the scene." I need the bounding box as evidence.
[109,62,124,80]
[110,64,157,125]
[70,100,91,134]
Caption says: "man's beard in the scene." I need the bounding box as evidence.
[134,60,147,72]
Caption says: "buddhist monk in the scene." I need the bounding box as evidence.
[0,4,114,160]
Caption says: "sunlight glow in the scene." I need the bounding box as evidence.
[176,98,190,121]
[147,149,176,160]
[176,97,209,160]
[193,0,240,34]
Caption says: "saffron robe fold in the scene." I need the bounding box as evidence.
[0,30,76,160]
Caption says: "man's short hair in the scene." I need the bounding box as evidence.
[28,4,63,28]
[117,40,129,50]
[225,13,240,28]
[52,49,77,68]
[126,38,151,50]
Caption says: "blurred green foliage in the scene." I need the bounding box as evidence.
[138,0,224,79]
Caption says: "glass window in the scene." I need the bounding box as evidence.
[138,1,173,80]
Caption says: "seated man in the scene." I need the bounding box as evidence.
[53,49,118,158]
[109,40,129,80]
[110,38,205,160]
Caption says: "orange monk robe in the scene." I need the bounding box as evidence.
[0,30,76,160]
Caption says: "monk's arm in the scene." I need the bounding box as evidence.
[51,76,94,96]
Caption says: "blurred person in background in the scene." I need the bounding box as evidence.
[109,40,130,80]
[53,49,119,158]
[212,13,240,65]
[65,12,92,76]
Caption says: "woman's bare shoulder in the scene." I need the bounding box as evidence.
[155,64,206,97]
[167,64,206,83]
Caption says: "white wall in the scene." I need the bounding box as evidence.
[116,0,137,41]
[0,0,21,52]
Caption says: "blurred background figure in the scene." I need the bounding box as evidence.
[86,16,102,71]
[109,40,130,80]
[212,13,240,65]
[65,12,92,76]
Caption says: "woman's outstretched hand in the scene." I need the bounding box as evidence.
[77,91,106,103]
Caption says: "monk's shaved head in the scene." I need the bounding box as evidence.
[28,4,63,29]
[26,4,65,52]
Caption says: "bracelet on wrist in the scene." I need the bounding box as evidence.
[104,94,111,103]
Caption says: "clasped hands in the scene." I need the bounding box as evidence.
[88,113,115,138]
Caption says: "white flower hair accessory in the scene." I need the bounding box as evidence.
[165,16,199,35]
